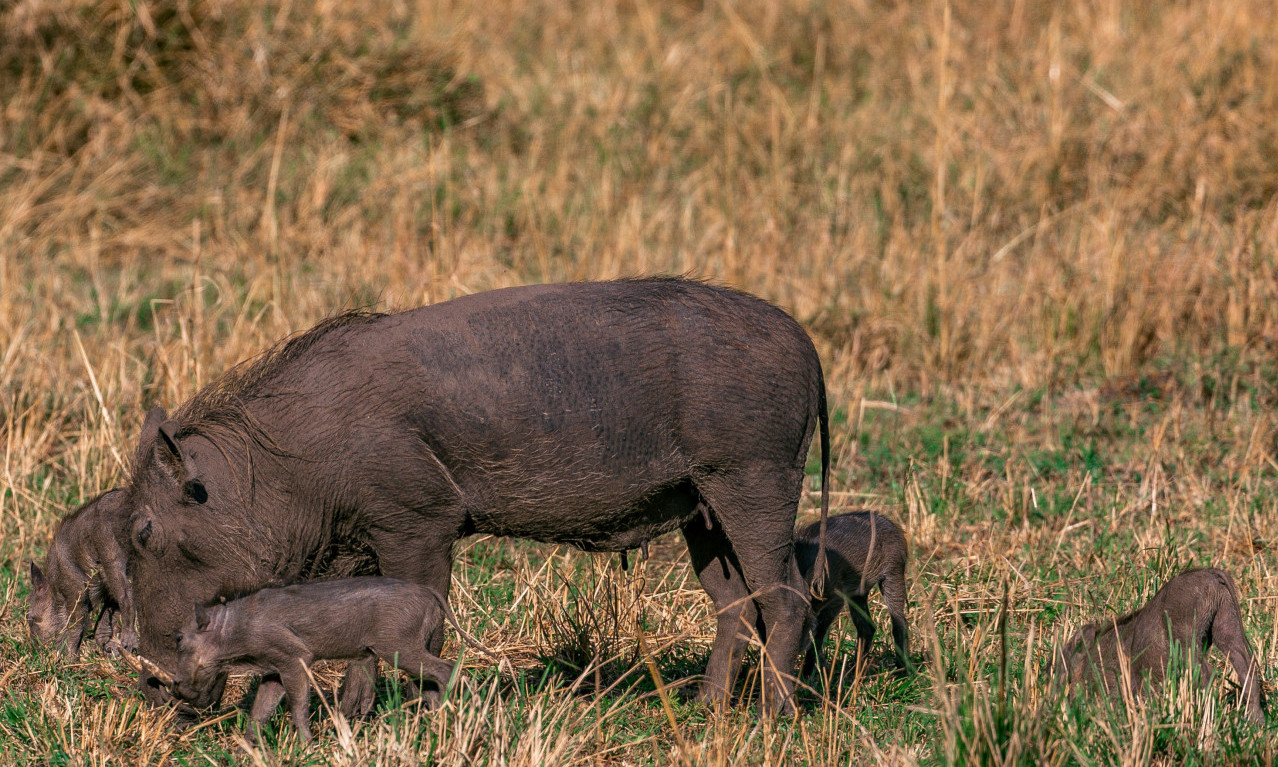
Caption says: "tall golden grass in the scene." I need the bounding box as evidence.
[5,0,1277,397]
[3,0,1278,763]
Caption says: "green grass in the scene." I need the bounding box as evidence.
[4,371,1277,764]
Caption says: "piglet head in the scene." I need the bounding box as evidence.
[1056,624,1100,682]
[25,561,59,646]
[25,558,88,658]
[170,601,228,708]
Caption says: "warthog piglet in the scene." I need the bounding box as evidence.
[1057,567,1265,723]
[27,489,138,659]
[172,577,481,743]
[795,511,910,675]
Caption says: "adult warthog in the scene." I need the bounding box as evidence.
[123,277,829,715]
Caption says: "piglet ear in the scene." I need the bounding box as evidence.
[29,561,46,590]
[194,600,211,631]
[97,488,126,513]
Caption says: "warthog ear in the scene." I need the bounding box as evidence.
[156,419,185,473]
[156,420,208,504]
[194,600,211,632]
[135,406,167,465]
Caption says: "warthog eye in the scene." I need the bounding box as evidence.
[174,632,184,650]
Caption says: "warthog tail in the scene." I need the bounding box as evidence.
[810,369,831,599]
[423,587,498,662]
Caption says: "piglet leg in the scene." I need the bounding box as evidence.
[848,595,879,674]
[801,597,842,679]
[246,675,287,745]
[377,646,456,709]
[265,632,318,744]
[100,555,139,653]
[279,662,315,744]
[93,606,117,654]
[881,564,911,674]
[339,656,380,718]
[1210,591,1266,723]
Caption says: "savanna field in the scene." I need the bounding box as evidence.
[3,0,1278,763]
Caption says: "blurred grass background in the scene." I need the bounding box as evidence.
[2,0,1278,763]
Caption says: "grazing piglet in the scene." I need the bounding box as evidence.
[1057,567,1265,723]
[27,489,138,658]
[795,511,910,675]
[171,577,477,743]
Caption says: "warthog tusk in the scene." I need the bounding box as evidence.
[119,648,175,686]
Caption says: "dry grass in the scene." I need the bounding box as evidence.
[3,0,1278,763]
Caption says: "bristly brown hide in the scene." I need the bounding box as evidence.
[122,279,829,718]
